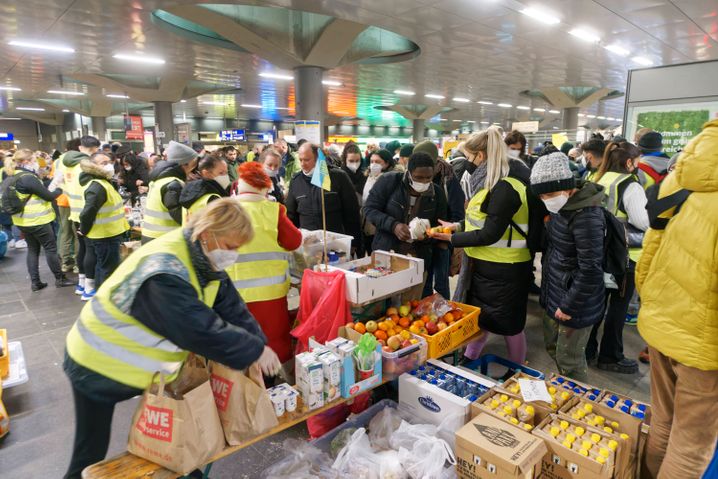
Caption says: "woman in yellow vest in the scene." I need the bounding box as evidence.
[434,127,535,369]
[63,198,281,478]
[9,149,74,291]
[77,152,130,297]
[586,141,648,374]
[228,162,302,365]
[178,152,230,225]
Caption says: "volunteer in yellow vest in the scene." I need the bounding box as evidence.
[9,149,74,291]
[63,198,280,479]
[61,136,101,297]
[435,127,536,366]
[586,141,648,375]
[228,162,302,364]
[636,131,671,190]
[52,138,81,273]
[579,138,607,182]
[77,152,130,297]
[178,152,230,225]
[141,140,199,244]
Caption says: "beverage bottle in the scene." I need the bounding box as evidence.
[517,404,535,424]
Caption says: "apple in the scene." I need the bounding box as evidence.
[429,314,438,323]
[377,339,386,347]
[399,304,411,317]
[386,307,399,316]
[401,339,413,349]
[426,322,439,335]
[419,327,428,335]
[383,346,394,353]
[387,335,402,351]
[365,320,378,333]
[437,322,448,331]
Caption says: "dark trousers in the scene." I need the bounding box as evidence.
[88,235,122,288]
[423,246,451,299]
[73,222,91,277]
[587,262,636,363]
[18,223,62,284]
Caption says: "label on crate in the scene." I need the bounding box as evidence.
[519,378,552,403]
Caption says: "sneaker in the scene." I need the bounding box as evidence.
[31,281,48,292]
[56,276,74,288]
[14,239,27,249]
[75,285,85,295]
[61,264,72,273]
[638,347,650,364]
[8,239,15,248]
[81,289,96,301]
[625,314,638,325]
[597,358,639,374]
[72,266,79,274]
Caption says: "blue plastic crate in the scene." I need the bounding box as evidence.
[311,399,398,453]
[463,354,544,382]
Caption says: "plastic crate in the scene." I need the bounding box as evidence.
[0,329,8,379]
[381,334,427,380]
[290,230,353,279]
[311,399,398,453]
[419,302,481,359]
[463,354,544,381]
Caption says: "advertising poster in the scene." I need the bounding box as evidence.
[124,115,144,140]
[294,120,321,144]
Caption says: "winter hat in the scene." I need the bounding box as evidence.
[530,152,576,195]
[372,148,395,168]
[399,144,414,157]
[384,140,402,154]
[166,140,199,165]
[413,140,439,163]
[236,161,271,194]
[638,131,663,152]
[560,142,574,156]
[115,144,131,157]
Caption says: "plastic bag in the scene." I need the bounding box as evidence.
[435,411,465,451]
[398,437,456,479]
[389,420,437,451]
[368,406,404,450]
[412,293,454,318]
[408,218,431,242]
[333,428,407,479]
[263,438,337,479]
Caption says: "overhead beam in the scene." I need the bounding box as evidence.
[303,18,367,68]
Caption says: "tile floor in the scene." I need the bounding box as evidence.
[0,247,650,478]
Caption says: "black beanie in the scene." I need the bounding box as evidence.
[374,148,395,168]
[638,131,663,152]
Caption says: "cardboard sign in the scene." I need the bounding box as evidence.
[519,379,553,403]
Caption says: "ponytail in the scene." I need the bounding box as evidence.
[465,126,509,190]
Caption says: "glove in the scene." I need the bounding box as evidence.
[256,346,281,377]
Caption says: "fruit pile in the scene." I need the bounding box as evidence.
[426,226,452,237]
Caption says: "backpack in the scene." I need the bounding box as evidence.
[637,162,668,185]
[0,173,30,215]
[646,184,692,230]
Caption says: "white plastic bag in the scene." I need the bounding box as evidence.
[398,437,456,479]
[263,438,337,479]
[435,411,465,451]
[409,218,431,242]
[368,406,404,450]
[389,420,437,451]
[332,428,377,479]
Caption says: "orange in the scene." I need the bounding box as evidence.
[453,309,464,319]
[384,318,396,328]
[443,227,453,234]
[399,317,411,328]
[412,320,424,329]
[390,314,400,324]
[345,322,354,330]
[374,330,388,341]
[378,321,389,332]
[409,324,422,334]
[386,307,398,316]
[443,312,454,322]
[354,322,366,334]
[394,326,404,333]
[420,315,430,324]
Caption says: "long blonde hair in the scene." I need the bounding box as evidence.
[463,126,509,190]
[188,197,254,246]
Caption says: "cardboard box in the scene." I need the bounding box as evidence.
[322,250,424,304]
[120,241,141,261]
[399,359,495,427]
[498,375,576,412]
[533,414,615,479]
[548,373,603,402]
[471,389,553,430]
[597,389,652,425]
[455,412,547,479]
[332,327,383,398]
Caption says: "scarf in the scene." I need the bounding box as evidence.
[468,160,488,198]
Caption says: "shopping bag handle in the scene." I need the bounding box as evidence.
[149,371,167,397]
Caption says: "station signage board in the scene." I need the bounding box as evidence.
[124,115,144,140]
[0,132,13,141]
[220,129,246,141]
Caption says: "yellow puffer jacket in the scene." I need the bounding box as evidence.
[636,119,718,370]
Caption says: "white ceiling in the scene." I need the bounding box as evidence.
[0,0,716,129]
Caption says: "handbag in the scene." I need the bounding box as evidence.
[625,223,644,248]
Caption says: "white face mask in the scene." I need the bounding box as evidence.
[543,194,569,214]
[346,162,360,173]
[207,248,239,271]
[264,166,278,177]
[303,168,315,176]
[410,175,431,193]
[124,166,132,171]
[101,163,115,176]
[507,149,521,160]
[369,163,383,176]
[214,174,231,189]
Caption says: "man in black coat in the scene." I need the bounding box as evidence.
[285,143,362,250]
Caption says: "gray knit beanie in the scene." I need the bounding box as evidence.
[530,152,575,195]
[166,140,199,165]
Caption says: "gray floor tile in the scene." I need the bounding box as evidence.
[0,310,42,339]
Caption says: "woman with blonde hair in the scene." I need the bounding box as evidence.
[434,126,538,371]
[64,197,280,478]
[1,154,24,248]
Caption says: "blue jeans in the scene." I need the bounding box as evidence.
[423,246,451,299]
[89,235,123,288]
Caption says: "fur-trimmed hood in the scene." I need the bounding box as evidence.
[79,158,113,186]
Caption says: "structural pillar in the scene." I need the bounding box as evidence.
[91,116,107,142]
[294,66,325,143]
[154,101,175,151]
[54,125,64,151]
[412,119,426,143]
[562,107,579,131]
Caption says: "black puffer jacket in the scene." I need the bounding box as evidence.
[179,178,228,211]
[541,182,606,329]
[363,171,447,264]
[148,161,187,224]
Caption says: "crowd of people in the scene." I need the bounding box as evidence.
[1,117,716,478]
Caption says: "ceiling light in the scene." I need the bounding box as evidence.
[606,117,615,121]
[62,109,69,112]
[533,107,545,112]
[617,118,623,122]
[259,72,294,80]
[180,99,187,103]
[569,28,601,43]
[322,80,342,86]
[480,121,489,124]
[425,94,445,99]
[0,117,22,120]
[16,107,45,111]
[632,56,654,66]
[604,44,630,56]
[497,103,512,108]
[275,107,291,110]
[597,115,606,119]
[453,97,470,103]
[0,86,21,92]
[47,89,84,96]
[394,90,415,96]
[452,119,462,122]
[477,100,493,105]
[106,94,129,99]
[548,109,560,114]
[467,120,475,123]
[586,114,596,118]
[516,105,530,110]
[8,40,74,53]
[520,7,560,25]
[201,101,226,106]
[205,116,223,119]
[578,113,585,117]
[241,104,262,109]
[113,52,165,64]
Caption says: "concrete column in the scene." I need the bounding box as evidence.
[562,107,579,131]
[91,116,107,142]
[247,119,260,133]
[412,119,426,143]
[55,125,64,151]
[294,66,324,142]
[154,101,175,150]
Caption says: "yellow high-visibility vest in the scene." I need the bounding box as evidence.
[181,193,220,226]
[227,200,291,302]
[84,178,130,239]
[65,228,220,389]
[11,172,56,227]
[464,176,531,264]
[595,171,643,263]
[143,176,184,239]
[64,162,85,222]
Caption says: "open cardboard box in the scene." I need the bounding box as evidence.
[471,388,553,429]
[321,250,424,304]
[333,326,382,398]
[455,412,547,479]
[597,389,652,426]
[498,373,576,413]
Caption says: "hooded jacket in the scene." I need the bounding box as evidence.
[62,150,88,169]
[637,120,718,370]
[179,177,228,211]
[148,161,187,224]
[433,158,466,222]
[78,159,121,236]
[541,181,607,329]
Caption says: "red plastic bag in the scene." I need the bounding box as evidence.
[291,269,351,353]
